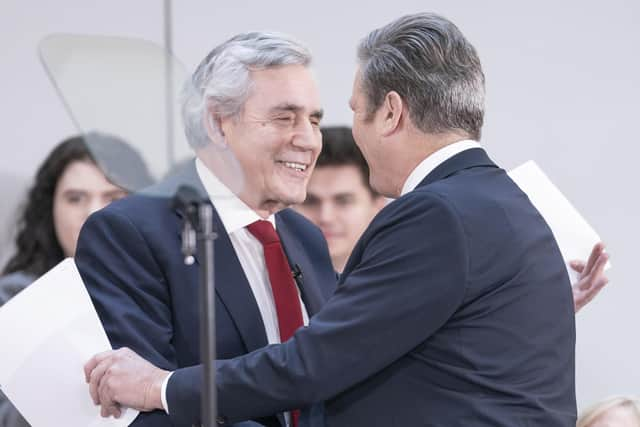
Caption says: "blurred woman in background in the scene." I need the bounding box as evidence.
[0,132,152,427]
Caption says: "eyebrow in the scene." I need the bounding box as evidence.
[61,189,88,195]
[270,103,324,120]
[61,188,126,196]
[334,192,356,199]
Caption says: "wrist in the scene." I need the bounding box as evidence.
[147,369,170,410]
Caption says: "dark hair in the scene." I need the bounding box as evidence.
[318,126,378,197]
[357,13,485,140]
[2,133,153,277]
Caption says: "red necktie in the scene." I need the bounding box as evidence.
[247,220,303,427]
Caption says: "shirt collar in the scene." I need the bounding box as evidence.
[195,158,275,234]
[400,140,482,196]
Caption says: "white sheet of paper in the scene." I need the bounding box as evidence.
[508,161,610,283]
[0,258,138,427]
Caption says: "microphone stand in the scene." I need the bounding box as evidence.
[173,185,218,427]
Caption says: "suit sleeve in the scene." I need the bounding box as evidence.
[169,192,470,425]
[75,208,175,427]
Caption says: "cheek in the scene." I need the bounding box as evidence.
[352,123,362,145]
[294,205,318,223]
[346,204,376,232]
[307,208,322,224]
[53,202,84,251]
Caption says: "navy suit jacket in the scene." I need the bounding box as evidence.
[214,148,577,427]
[75,163,337,427]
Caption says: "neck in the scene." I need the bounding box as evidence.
[392,131,471,196]
[242,195,285,219]
[332,254,347,274]
[197,146,287,219]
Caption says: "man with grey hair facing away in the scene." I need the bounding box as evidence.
[86,13,577,427]
[75,32,337,427]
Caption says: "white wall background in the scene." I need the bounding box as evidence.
[1,0,638,411]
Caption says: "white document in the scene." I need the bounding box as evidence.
[508,161,610,283]
[0,258,138,427]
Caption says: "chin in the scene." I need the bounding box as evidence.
[282,189,307,205]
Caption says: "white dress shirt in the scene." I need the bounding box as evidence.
[400,140,482,196]
[161,159,309,416]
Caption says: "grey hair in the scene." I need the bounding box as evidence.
[357,13,485,140]
[181,32,312,149]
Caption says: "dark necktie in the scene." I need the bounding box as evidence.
[247,220,303,427]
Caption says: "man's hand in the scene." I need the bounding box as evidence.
[84,347,169,418]
[570,242,609,313]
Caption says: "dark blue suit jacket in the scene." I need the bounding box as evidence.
[75,163,337,427]
[214,148,577,426]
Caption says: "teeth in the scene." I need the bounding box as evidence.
[283,162,307,171]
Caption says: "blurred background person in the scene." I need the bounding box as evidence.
[577,395,640,427]
[295,126,385,272]
[0,132,152,427]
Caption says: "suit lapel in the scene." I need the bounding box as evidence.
[171,162,269,353]
[276,213,326,316]
[211,215,269,352]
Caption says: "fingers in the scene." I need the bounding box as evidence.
[569,242,606,277]
[84,349,116,383]
[100,402,122,419]
[88,358,112,405]
[85,347,134,417]
[579,250,609,291]
[85,346,167,416]
[97,367,120,416]
[573,250,610,312]
[569,260,585,273]
[583,242,605,276]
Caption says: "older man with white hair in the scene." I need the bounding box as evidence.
[76,32,337,427]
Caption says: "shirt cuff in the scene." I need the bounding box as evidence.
[160,371,174,414]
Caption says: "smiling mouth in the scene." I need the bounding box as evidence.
[278,161,308,172]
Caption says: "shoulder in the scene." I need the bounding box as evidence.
[374,188,463,231]
[351,188,468,264]
[104,192,171,218]
[0,271,36,306]
[84,192,173,234]
[93,163,192,224]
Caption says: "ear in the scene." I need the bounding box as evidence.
[203,104,227,147]
[378,91,404,137]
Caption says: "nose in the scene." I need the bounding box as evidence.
[86,198,108,219]
[317,202,336,225]
[292,120,321,151]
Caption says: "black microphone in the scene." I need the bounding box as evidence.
[292,263,304,288]
[172,185,205,265]
[171,185,202,224]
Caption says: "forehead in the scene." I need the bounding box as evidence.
[246,64,321,112]
[57,161,121,192]
[307,165,370,197]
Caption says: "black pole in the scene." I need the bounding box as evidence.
[198,203,217,427]
[173,185,217,426]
